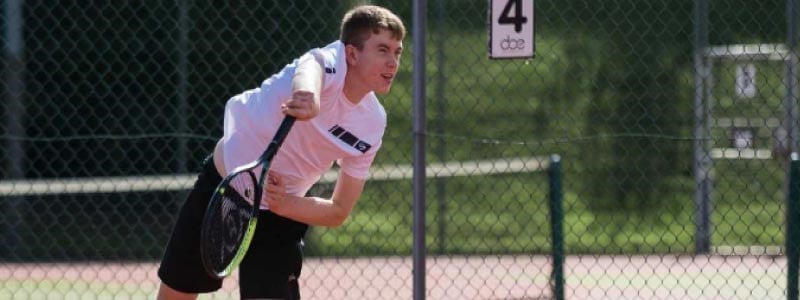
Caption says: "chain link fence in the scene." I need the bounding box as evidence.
[1,0,797,299]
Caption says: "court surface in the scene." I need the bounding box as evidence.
[1,254,786,299]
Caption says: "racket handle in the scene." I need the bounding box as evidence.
[274,116,296,142]
[260,116,296,161]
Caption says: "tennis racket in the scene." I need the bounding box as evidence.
[200,116,296,279]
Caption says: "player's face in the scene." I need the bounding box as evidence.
[347,29,403,95]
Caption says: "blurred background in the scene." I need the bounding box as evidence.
[1,0,796,299]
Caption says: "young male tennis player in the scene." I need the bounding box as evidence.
[157,5,405,299]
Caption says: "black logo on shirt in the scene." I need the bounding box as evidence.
[328,125,371,153]
[324,67,336,74]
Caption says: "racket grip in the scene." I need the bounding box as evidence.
[253,116,297,164]
[262,116,296,159]
[274,116,296,142]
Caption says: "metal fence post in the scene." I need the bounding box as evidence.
[787,153,800,300]
[549,154,564,300]
[412,0,428,299]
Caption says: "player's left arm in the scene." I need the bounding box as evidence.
[266,171,365,227]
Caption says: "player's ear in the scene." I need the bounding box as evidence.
[345,44,359,65]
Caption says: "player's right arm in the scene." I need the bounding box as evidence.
[282,54,323,120]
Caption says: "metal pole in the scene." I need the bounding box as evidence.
[412,0,428,299]
[693,0,712,254]
[786,0,799,164]
[3,0,26,259]
[548,155,564,300]
[782,0,800,245]
[4,1,24,178]
[787,153,800,300]
[786,3,800,298]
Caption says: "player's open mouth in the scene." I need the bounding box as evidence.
[382,74,394,82]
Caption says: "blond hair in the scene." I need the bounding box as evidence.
[340,5,406,48]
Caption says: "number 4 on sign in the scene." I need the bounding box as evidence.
[499,0,528,33]
[489,0,535,59]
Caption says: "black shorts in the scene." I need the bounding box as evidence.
[158,155,309,299]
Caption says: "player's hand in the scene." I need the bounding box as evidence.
[265,172,288,214]
[282,90,319,120]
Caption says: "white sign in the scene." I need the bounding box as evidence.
[731,127,754,149]
[489,0,535,59]
[735,63,756,98]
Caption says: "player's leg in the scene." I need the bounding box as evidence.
[157,155,224,297]
[238,240,304,299]
[239,211,308,299]
[156,283,198,300]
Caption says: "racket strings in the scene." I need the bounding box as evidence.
[201,172,257,275]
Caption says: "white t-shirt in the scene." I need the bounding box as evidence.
[222,41,386,202]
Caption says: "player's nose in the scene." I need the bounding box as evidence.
[387,56,398,69]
